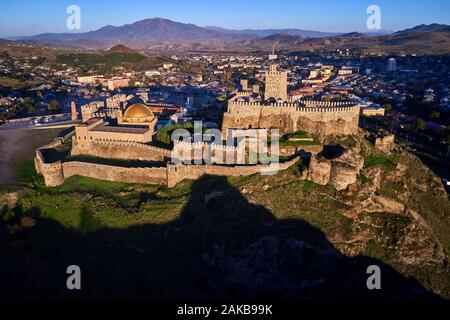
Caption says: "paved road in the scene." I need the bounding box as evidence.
[0,120,75,131]
[0,125,72,185]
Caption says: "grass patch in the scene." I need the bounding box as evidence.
[364,154,396,170]
[280,131,320,146]
[17,160,44,187]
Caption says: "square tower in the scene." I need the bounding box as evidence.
[264,64,287,101]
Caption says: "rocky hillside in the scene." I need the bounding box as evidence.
[0,131,449,299]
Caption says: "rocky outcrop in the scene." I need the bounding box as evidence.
[375,134,395,153]
[308,145,364,190]
[308,155,332,185]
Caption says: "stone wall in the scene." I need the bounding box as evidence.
[36,158,298,188]
[74,119,154,144]
[222,100,360,141]
[36,129,300,188]
[63,162,167,185]
[106,94,127,108]
[72,139,171,162]
[81,101,104,122]
[167,158,299,188]
[37,147,299,188]
[34,139,65,187]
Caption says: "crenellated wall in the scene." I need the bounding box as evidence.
[36,143,299,188]
[71,139,171,162]
[222,100,360,140]
[80,101,104,122]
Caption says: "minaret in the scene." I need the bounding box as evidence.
[269,43,278,61]
[70,101,78,121]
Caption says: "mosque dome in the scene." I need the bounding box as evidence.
[123,103,154,119]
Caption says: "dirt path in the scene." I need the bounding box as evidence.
[0,128,62,185]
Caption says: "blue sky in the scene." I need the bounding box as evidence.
[1,0,449,37]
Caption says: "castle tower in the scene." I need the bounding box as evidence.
[240,79,249,91]
[70,101,78,121]
[264,64,287,101]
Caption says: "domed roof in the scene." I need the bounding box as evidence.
[123,103,153,119]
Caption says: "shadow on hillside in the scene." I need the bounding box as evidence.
[0,175,442,300]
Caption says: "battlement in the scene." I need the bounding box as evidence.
[77,138,170,152]
[106,94,127,108]
[228,99,359,114]
[80,101,105,122]
[80,101,104,111]
[223,98,361,140]
[174,140,240,151]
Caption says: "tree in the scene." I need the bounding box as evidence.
[382,103,392,113]
[430,111,441,120]
[416,118,426,131]
[156,123,194,147]
[48,100,61,113]
[23,97,35,115]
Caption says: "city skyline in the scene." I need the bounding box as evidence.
[1,0,450,38]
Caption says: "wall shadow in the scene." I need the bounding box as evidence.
[0,175,442,300]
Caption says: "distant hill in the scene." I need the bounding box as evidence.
[12,19,450,55]
[340,32,368,38]
[395,24,450,35]
[105,44,138,54]
[22,18,228,43]
[260,33,305,45]
[204,26,340,38]
[252,27,450,55]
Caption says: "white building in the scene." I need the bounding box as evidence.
[387,58,397,72]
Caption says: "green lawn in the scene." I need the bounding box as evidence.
[364,154,397,170]
[280,131,320,146]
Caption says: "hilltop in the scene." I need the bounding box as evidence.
[0,130,449,299]
[105,44,140,54]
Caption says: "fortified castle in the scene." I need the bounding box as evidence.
[35,63,366,190]
[222,64,361,140]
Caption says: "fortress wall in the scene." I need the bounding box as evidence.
[77,128,152,143]
[37,160,65,187]
[35,125,300,188]
[34,149,65,187]
[72,139,171,162]
[173,141,241,164]
[106,94,127,108]
[34,139,65,186]
[36,151,299,188]
[223,101,360,139]
[74,119,153,144]
[167,157,299,188]
[80,101,104,122]
[63,162,167,185]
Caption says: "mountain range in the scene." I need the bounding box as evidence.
[7,18,450,54]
